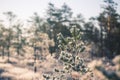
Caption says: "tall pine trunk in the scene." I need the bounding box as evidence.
[34,46,37,72]
[2,46,5,59]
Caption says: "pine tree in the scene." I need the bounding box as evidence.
[97,0,120,57]
[3,11,16,61]
[43,26,92,80]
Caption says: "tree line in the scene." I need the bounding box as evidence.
[0,0,120,60]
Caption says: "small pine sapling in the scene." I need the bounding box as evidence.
[43,26,92,80]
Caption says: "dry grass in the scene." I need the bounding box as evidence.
[0,53,120,80]
[0,54,61,80]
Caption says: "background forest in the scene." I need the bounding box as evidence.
[0,0,120,80]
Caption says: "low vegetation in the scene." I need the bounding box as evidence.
[0,0,120,80]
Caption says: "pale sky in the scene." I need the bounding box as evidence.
[0,0,120,21]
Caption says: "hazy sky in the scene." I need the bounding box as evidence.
[0,0,120,21]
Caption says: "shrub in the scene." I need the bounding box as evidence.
[43,26,91,80]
